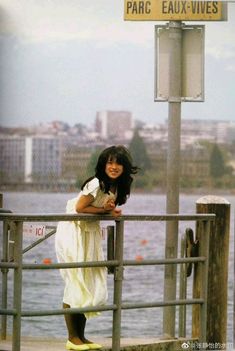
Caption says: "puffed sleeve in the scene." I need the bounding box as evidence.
[81,177,100,198]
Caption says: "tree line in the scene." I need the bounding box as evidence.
[76,129,235,191]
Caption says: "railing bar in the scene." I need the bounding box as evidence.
[6,298,204,318]
[0,257,205,270]
[0,309,17,316]
[123,257,205,265]
[0,262,19,269]
[0,213,216,222]
[21,260,119,270]
[22,228,56,255]
[21,304,117,317]
[122,299,204,310]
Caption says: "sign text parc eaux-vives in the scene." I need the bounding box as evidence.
[124,1,226,21]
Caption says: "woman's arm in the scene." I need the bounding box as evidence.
[75,194,116,214]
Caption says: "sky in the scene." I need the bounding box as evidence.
[0,0,234,128]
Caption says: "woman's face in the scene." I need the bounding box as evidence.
[105,157,123,180]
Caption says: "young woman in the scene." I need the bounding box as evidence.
[55,145,138,350]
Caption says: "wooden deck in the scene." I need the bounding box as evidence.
[0,336,197,351]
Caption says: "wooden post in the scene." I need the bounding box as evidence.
[192,196,230,346]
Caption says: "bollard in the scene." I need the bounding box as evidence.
[192,195,230,346]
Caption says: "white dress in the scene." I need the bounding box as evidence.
[55,177,116,319]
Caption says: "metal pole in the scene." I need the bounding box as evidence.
[112,220,124,351]
[12,221,23,351]
[163,20,182,338]
[1,221,9,340]
[199,220,210,343]
[179,235,187,337]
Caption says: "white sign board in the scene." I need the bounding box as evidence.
[23,223,46,238]
[155,24,205,102]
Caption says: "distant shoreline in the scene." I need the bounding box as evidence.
[1,186,235,197]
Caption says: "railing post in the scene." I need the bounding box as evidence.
[12,221,23,351]
[0,193,7,340]
[199,220,210,343]
[192,196,230,346]
[107,225,115,274]
[1,220,9,340]
[178,235,187,337]
[0,193,8,340]
[112,219,124,351]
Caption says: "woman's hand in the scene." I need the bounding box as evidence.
[110,207,122,217]
[76,195,121,216]
[103,199,122,217]
[103,199,116,212]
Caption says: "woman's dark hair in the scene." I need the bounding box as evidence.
[82,145,139,205]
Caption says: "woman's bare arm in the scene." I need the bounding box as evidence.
[75,194,117,214]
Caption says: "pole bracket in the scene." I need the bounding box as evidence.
[168,97,181,103]
[114,266,124,281]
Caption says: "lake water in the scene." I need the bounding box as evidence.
[0,192,234,343]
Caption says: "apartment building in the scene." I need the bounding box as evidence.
[0,136,61,184]
[0,136,26,182]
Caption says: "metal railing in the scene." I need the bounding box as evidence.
[0,212,215,351]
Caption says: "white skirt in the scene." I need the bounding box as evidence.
[55,219,108,319]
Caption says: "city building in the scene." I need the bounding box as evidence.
[0,117,234,190]
[28,136,61,182]
[0,136,61,184]
[60,141,93,183]
[95,110,133,140]
[180,119,235,146]
[0,136,26,182]
[180,146,210,181]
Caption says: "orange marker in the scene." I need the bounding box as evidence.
[135,255,143,261]
[43,258,52,264]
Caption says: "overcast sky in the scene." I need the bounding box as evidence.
[0,0,234,128]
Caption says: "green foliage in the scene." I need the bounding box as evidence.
[129,129,151,174]
[86,147,103,177]
[75,147,102,189]
[74,142,235,192]
[210,144,226,178]
[132,170,165,191]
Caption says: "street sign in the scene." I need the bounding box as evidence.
[155,24,205,101]
[23,223,46,238]
[124,0,227,21]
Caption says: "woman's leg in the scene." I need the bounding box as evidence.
[74,313,92,343]
[72,310,102,349]
[63,303,85,345]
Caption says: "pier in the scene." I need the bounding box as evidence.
[0,336,198,351]
[0,196,231,351]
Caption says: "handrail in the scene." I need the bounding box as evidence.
[0,213,215,221]
[0,257,205,270]
[0,209,13,214]
[0,212,214,351]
